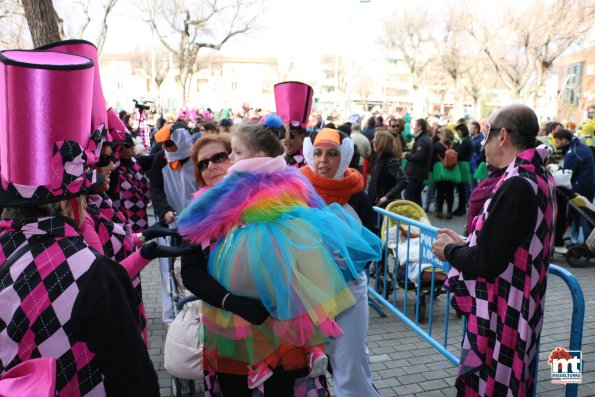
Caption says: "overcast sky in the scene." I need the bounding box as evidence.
[97,0,388,58]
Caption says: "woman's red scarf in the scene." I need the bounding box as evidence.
[300,166,364,205]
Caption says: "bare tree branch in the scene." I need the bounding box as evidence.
[74,0,91,38]
[380,4,436,115]
[95,0,118,55]
[141,0,263,105]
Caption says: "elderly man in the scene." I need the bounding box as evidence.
[432,104,556,397]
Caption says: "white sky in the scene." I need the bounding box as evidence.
[62,0,593,63]
[100,0,392,57]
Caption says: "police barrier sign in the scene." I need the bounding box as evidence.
[419,232,449,271]
[549,347,582,384]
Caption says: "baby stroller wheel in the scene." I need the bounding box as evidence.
[566,245,593,268]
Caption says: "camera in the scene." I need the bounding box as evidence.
[133,99,152,111]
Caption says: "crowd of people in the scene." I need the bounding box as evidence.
[0,38,594,397]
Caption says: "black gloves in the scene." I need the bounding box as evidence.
[224,294,270,325]
[142,220,178,240]
[140,241,201,260]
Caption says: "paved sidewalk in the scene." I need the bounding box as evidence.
[141,211,594,396]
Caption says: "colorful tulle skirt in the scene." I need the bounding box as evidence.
[203,203,382,365]
[429,161,461,183]
[458,161,472,184]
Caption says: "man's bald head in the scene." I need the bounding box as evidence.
[489,104,539,150]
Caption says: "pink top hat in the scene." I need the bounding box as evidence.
[274,81,314,129]
[0,50,102,207]
[36,40,107,134]
[107,107,132,144]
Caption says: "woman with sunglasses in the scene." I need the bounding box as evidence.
[274,81,313,168]
[191,133,233,189]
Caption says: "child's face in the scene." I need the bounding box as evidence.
[229,135,255,163]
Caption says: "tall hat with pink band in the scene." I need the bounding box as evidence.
[0,50,103,207]
[274,81,314,129]
[36,40,110,165]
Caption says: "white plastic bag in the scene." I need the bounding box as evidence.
[164,300,203,380]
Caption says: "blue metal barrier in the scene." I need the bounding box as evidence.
[370,206,585,397]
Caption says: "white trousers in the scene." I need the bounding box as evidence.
[326,273,380,397]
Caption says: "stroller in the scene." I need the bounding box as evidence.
[557,188,595,268]
[163,235,202,397]
[372,200,448,322]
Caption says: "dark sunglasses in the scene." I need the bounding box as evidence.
[163,140,176,148]
[197,152,229,171]
[96,153,114,167]
[389,124,399,128]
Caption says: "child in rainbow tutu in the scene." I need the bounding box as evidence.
[178,118,382,389]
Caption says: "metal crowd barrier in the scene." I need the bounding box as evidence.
[369,206,585,397]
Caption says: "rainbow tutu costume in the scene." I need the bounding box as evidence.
[178,166,382,365]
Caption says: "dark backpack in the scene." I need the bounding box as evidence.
[441,143,458,169]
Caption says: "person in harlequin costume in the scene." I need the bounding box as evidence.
[274,81,314,168]
[177,118,383,394]
[37,40,195,341]
[433,104,557,397]
[0,49,159,396]
[106,108,151,233]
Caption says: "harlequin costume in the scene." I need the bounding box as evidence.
[107,108,151,233]
[36,39,149,343]
[445,148,556,396]
[0,48,158,396]
[178,155,382,368]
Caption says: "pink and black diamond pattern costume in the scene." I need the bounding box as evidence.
[0,45,158,396]
[0,216,158,396]
[110,158,150,233]
[85,192,147,342]
[446,148,556,396]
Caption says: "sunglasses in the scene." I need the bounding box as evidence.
[481,122,500,146]
[96,153,114,167]
[197,152,229,171]
[123,141,135,149]
[389,124,399,128]
[163,140,176,148]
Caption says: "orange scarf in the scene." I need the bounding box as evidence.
[300,167,364,205]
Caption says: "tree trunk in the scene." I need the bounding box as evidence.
[21,0,63,47]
